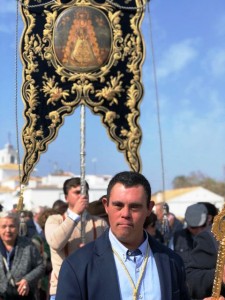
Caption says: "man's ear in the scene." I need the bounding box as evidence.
[102,196,108,213]
[148,201,155,216]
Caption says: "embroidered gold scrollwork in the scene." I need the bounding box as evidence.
[20,0,145,183]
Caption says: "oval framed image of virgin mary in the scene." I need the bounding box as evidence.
[53,6,112,73]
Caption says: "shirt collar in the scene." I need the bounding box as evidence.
[109,229,149,261]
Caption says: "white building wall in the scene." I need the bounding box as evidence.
[41,174,75,187]
[22,188,64,210]
[167,187,224,219]
[1,179,19,190]
[0,169,18,182]
[27,180,39,189]
[0,144,17,164]
[0,144,111,211]
[21,186,108,211]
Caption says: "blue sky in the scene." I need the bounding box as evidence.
[1,0,225,193]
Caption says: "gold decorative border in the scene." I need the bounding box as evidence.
[20,0,145,183]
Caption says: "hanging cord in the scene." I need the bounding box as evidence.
[105,0,146,11]
[146,2,169,243]
[14,0,27,235]
[17,0,56,9]
[15,0,22,201]
[16,0,144,10]
[17,0,145,10]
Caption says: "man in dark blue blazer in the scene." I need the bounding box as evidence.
[56,171,190,300]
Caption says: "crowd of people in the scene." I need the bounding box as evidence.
[0,171,224,300]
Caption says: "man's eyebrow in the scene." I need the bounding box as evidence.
[111,200,123,205]
[111,200,143,207]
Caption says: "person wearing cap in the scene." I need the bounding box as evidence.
[186,207,225,299]
[171,203,208,269]
[198,201,218,226]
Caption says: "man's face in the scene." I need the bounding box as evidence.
[103,183,154,250]
[65,185,89,208]
[0,217,18,245]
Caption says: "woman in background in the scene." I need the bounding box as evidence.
[0,211,44,300]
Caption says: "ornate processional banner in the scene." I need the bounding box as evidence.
[20,0,146,184]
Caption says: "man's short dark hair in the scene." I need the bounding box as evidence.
[106,171,151,206]
[63,177,89,196]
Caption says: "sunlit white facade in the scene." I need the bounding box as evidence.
[0,143,112,211]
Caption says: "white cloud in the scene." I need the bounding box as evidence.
[209,49,225,77]
[171,88,225,132]
[157,39,198,79]
[184,76,204,97]
[156,85,225,183]
[167,93,224,158]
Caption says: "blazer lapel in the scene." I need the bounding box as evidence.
[149,236,172,300]
[94,231,121,300]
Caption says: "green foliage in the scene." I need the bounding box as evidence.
[172,171,225,197]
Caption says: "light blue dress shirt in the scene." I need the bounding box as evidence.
[109,229,161,300]
[67,208,81,222]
